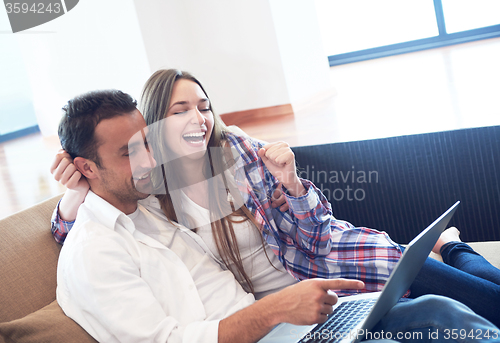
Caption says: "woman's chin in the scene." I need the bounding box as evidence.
[185,148,207,161]
[181,139,208,159]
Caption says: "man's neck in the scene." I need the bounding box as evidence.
[89,188,140,215]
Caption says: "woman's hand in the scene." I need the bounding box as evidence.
[50,150,90,192]
[258,142,306,198]
[270,183,289,212]
[50,150,89,221]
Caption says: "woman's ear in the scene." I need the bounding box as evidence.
[74,157,98,180]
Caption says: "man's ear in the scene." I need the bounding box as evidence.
[74,157,99,180]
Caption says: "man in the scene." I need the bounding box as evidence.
[55,90,497,343]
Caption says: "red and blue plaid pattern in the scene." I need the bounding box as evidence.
[226,132,402,295]
[51,203,73,245]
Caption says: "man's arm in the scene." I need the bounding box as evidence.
[59,216,364,343]
[219,278,365,343]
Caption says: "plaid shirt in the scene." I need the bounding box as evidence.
[226,132,402,294]
[51,132,402,295]
[51,205,73,245]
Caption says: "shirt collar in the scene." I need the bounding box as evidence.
[83,191,136,234]
[83,191,171,250]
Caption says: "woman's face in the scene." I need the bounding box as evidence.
[163,79,214,161]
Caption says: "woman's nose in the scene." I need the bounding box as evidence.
[191,108,206,126]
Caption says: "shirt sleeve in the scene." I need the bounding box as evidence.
[277,178,335,256]
[50,199,75,245]
[240,136,335,257]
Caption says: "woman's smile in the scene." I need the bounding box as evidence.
[182,129,207,147]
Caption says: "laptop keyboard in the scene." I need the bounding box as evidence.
[299,298,376,343]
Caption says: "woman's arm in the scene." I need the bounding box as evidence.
[50,150,88,243]
[257,141,335,256]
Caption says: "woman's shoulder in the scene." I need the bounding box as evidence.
[223,128,266,149]
[224,125,250,138]
[223,130,264,164]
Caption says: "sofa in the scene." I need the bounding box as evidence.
[1,126,499,343]
[0,194,98,343]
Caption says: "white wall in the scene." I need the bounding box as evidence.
[2,0,332,136]
[133,0,291,115]
[269,0,334,110]
[5,0,151,136]
[133,0,332,115]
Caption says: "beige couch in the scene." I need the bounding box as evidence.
[0,195,97,343]
[1,195,499,343]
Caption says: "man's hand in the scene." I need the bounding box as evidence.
[218,278,365,343]
[270,278,365,325]
[258,142,305,198]
[50,150,89,221]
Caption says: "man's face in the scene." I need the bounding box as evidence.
[92,110,156,213]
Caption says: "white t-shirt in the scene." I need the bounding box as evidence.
[178,191,298,299]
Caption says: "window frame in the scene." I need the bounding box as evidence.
[327,0,500,66]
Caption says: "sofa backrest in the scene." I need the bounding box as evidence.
[0,195,62,322]
[292,125,500,244]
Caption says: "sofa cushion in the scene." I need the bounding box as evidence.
[0,195,62,323]
[0,300,97,343]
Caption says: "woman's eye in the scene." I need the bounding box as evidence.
[200,108,211,112]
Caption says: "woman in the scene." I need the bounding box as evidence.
[51,69,500,325]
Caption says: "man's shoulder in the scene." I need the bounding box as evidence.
[68,209,119,245]
[65,195,129,249]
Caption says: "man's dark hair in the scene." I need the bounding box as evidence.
[58,90,138,168]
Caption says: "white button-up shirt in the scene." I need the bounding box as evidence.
[57,191,255,343]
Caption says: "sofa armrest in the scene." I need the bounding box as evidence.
[0,194,63,323]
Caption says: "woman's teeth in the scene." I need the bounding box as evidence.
[183,132,205,142]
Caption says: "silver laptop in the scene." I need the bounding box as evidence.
[259,201,460,343]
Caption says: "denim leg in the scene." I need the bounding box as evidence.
[441,242,500,285]
[368,295,499,343]
[409,254,500,328]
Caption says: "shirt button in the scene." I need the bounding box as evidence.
[188,284,195,290]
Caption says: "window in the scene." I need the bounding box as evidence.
[0,10,38,142]
[315,0,500,66]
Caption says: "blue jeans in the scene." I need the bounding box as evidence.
[365,295,499,342]
[404,242,500,328]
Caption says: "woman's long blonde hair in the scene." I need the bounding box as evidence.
[140,69,266,293]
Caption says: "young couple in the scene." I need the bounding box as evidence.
[52,69,499,342]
